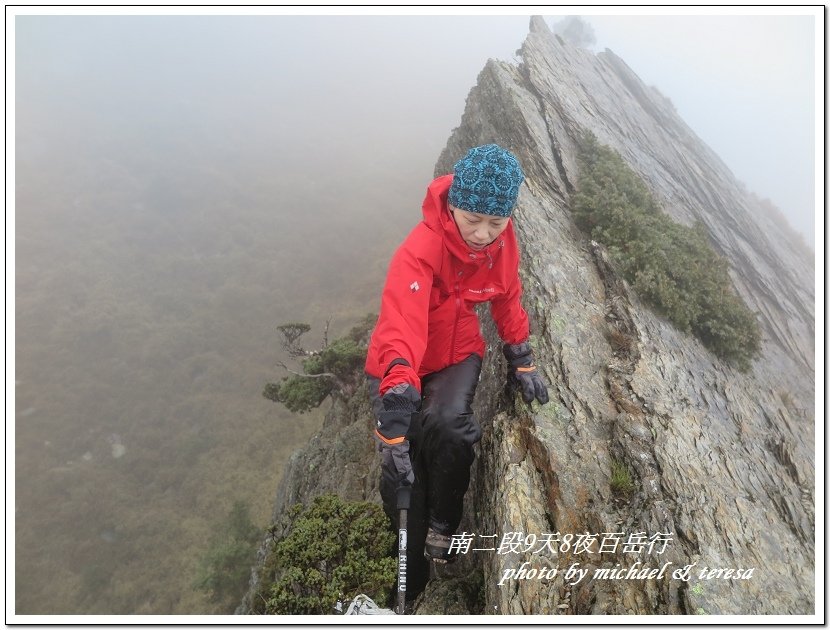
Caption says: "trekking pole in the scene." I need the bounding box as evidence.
[395,484,411,615]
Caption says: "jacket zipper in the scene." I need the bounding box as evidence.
[450,281,461,365]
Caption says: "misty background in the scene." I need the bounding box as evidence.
[11,13,817,615]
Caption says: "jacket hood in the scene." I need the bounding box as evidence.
[422,174,511,265]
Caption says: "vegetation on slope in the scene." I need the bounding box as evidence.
[254,494,396,615]
[572,132,761,371]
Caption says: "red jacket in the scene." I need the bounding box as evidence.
[365,174,529,395]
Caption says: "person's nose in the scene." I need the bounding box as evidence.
[474,225,491,242]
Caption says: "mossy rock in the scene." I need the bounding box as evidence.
[414,570,485,615]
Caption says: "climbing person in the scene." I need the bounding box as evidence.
[365,143,550,603]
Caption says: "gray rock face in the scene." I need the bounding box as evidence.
[243,16,814,617]
[437,16,814,616]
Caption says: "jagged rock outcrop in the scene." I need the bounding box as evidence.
[436,16,814,616]
[241,16,814,617]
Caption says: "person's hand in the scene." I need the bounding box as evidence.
[503,342,549,405]
[375,383,420,486]
[381,440,414,486]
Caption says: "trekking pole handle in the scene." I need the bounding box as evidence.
[396,484,411,510]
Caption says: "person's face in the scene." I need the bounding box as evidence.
[450,205,510,251]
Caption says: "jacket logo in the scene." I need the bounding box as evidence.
[467,287,495,294]
[410,281,420,292]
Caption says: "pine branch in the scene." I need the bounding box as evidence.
[276,361,337,380]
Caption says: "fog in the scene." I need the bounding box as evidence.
[10,12,819,616]
[586,13,817,244]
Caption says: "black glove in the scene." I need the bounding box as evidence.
[375,383,420,486]
[503,342,550,405]
[382,440,414,487]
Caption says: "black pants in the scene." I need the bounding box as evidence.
[368,353,482,601]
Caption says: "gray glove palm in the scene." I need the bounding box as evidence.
[504,342,550,405]
[382,440,414,486]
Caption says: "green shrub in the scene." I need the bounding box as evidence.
[263,315,377,413]
[302,337,366,383]
[572,132,761,371]
[263,375,333,414]
[263,494,396,615]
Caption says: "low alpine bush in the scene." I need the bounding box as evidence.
[262,494,396,615]
[572,132,761,371]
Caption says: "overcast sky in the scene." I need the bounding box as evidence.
[585,13,818,245]
[11,9,819,244]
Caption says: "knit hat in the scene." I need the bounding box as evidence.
[448,144,524,217]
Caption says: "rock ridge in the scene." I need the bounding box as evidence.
[242,16,814,617]
[435,16,814,616]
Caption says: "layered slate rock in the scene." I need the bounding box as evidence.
[435,16,814,615]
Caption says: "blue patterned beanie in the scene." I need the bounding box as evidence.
[448,144,524,217]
